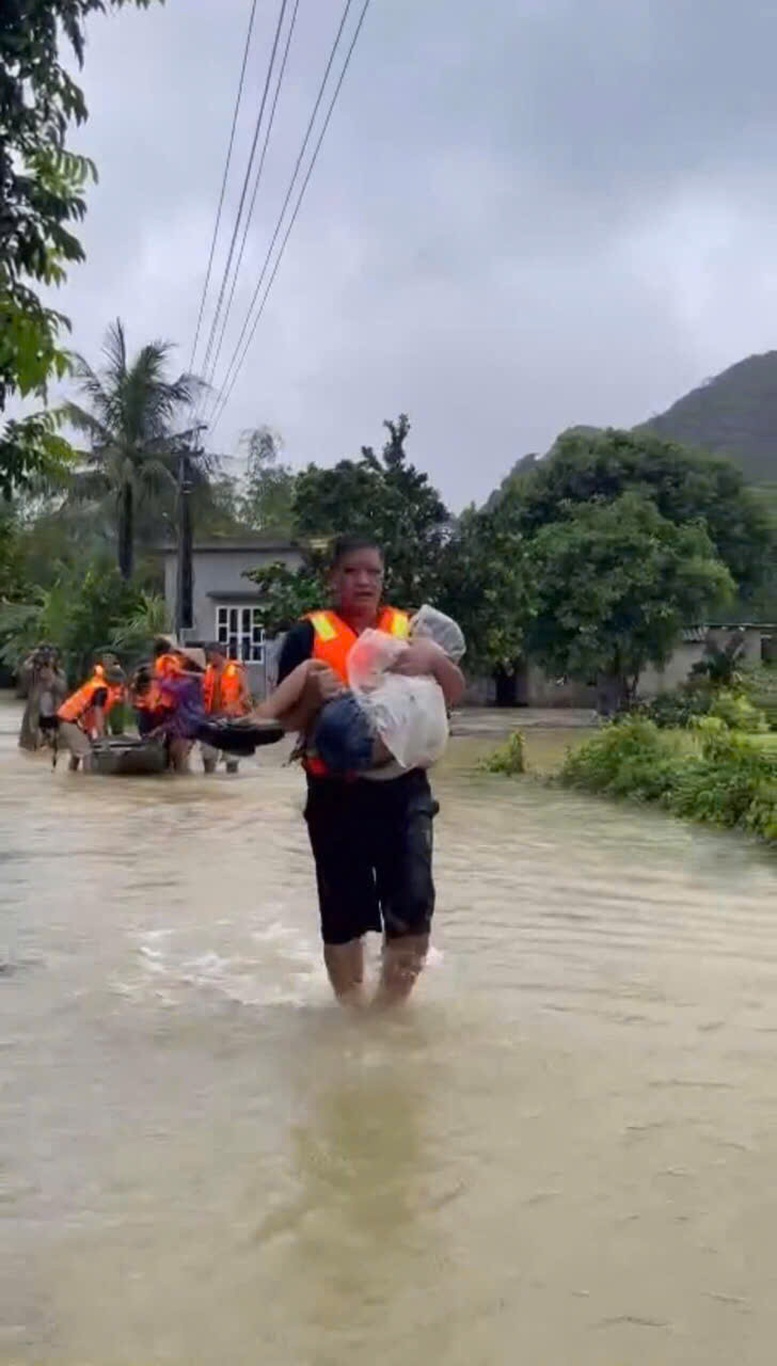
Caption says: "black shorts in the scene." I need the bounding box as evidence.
[304,769,439,946]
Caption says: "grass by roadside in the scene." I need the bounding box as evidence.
[478,717,777,847]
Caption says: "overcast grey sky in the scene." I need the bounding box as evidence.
[59,0,777,507]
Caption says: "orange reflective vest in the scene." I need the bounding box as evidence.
[144,652,183,713]
[57,673,122,733]
[303,607,409,776]
[203,660,249,716]
[307,607,409,685]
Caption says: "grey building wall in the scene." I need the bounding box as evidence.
[161,542,302,698]
[463,626,774,709]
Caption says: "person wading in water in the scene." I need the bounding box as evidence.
[276,535,465,1008]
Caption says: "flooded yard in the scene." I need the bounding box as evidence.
[2,701,776,1364]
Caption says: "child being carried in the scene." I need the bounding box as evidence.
[254,605,465,774]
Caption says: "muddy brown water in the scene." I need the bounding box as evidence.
[2,702,776,1365]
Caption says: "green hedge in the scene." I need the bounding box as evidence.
[639,684,770,733]
[560,717,777,845]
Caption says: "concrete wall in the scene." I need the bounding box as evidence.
[462,627,772,709]
[638,644,704,698]
[638,628,768,699]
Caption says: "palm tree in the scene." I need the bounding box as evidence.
[64,320,206,580]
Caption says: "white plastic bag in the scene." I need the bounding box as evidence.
[366,674,450,769]
[347,627,450,770]
[347,628,407,693]
[411,604,466,662]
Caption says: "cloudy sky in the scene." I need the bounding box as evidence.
[58,0,777,507]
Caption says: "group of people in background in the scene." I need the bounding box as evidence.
[18,638,254,774]
[17,536,468,1007]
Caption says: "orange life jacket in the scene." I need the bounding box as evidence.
[303,607,409,775]
[57,673,122,733]
[203,660,249,716]
[145,652,183,713]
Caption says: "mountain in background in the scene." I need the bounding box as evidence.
[492,354,777,499]
[639,351,777,484]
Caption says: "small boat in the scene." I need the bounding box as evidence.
[89,736,168,776]
[87,720,284,776]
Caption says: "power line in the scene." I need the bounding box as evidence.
[206,0,356,425]
[208,0,373,436]
[197,0,291,402]
[203,0,302,404]
[188,0,259,376]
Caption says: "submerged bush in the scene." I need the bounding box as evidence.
[481,731,525,775]
[559,717,777,846]
[708,689,768,733]
[561,718,677,802]
[639,686,713,729]
[741,665,777,732]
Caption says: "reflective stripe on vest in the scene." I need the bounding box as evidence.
[307,607,409,685]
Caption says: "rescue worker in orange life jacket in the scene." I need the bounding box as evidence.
[56,659,126,771]
[274,534,464,1009]
[200,643,251,774]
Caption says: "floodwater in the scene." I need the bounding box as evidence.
[2,703,777,1366]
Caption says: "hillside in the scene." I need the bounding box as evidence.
[640,352,777,484]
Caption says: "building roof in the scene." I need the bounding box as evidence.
[156,537,299,555]
[681,623,776,642]
[206,589,264,602]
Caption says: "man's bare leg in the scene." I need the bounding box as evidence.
[168,738,191,774]
[323,938,367,1007]
[373,933,429,1008]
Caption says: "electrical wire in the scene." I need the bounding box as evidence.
[188,0,259,376]
[208,0,373,436]
[196,0,291,403]
[203,0,302,402]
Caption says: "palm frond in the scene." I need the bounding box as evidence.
[62,401,112,447]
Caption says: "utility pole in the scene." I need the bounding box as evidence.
[175,424,205,641]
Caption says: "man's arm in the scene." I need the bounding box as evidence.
[390,640,466,707]
[430,653,466,708]
[91,686,109,737]
[276,621,315,684]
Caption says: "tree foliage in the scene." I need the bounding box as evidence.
[292,415,450,605]
[436,503,533,673]
[0,0,161,493]
[510,427,774,601]
[0,558,159,680]
[528,492,735,707]
[244,557,325,637]
[238,426,295,532]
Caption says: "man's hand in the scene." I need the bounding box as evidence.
[305,660,345,704]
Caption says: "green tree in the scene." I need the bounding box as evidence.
[0,557,150,680]
[509,428,774,604]
[527,492,735,712]
[292,415,450,604]
[436,503,534,675]
[64,320,201,580]
[1,0,161,495]
[238,426,295,532]
[244,556,326,636]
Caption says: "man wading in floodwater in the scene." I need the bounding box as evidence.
[277,535,465,1007]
